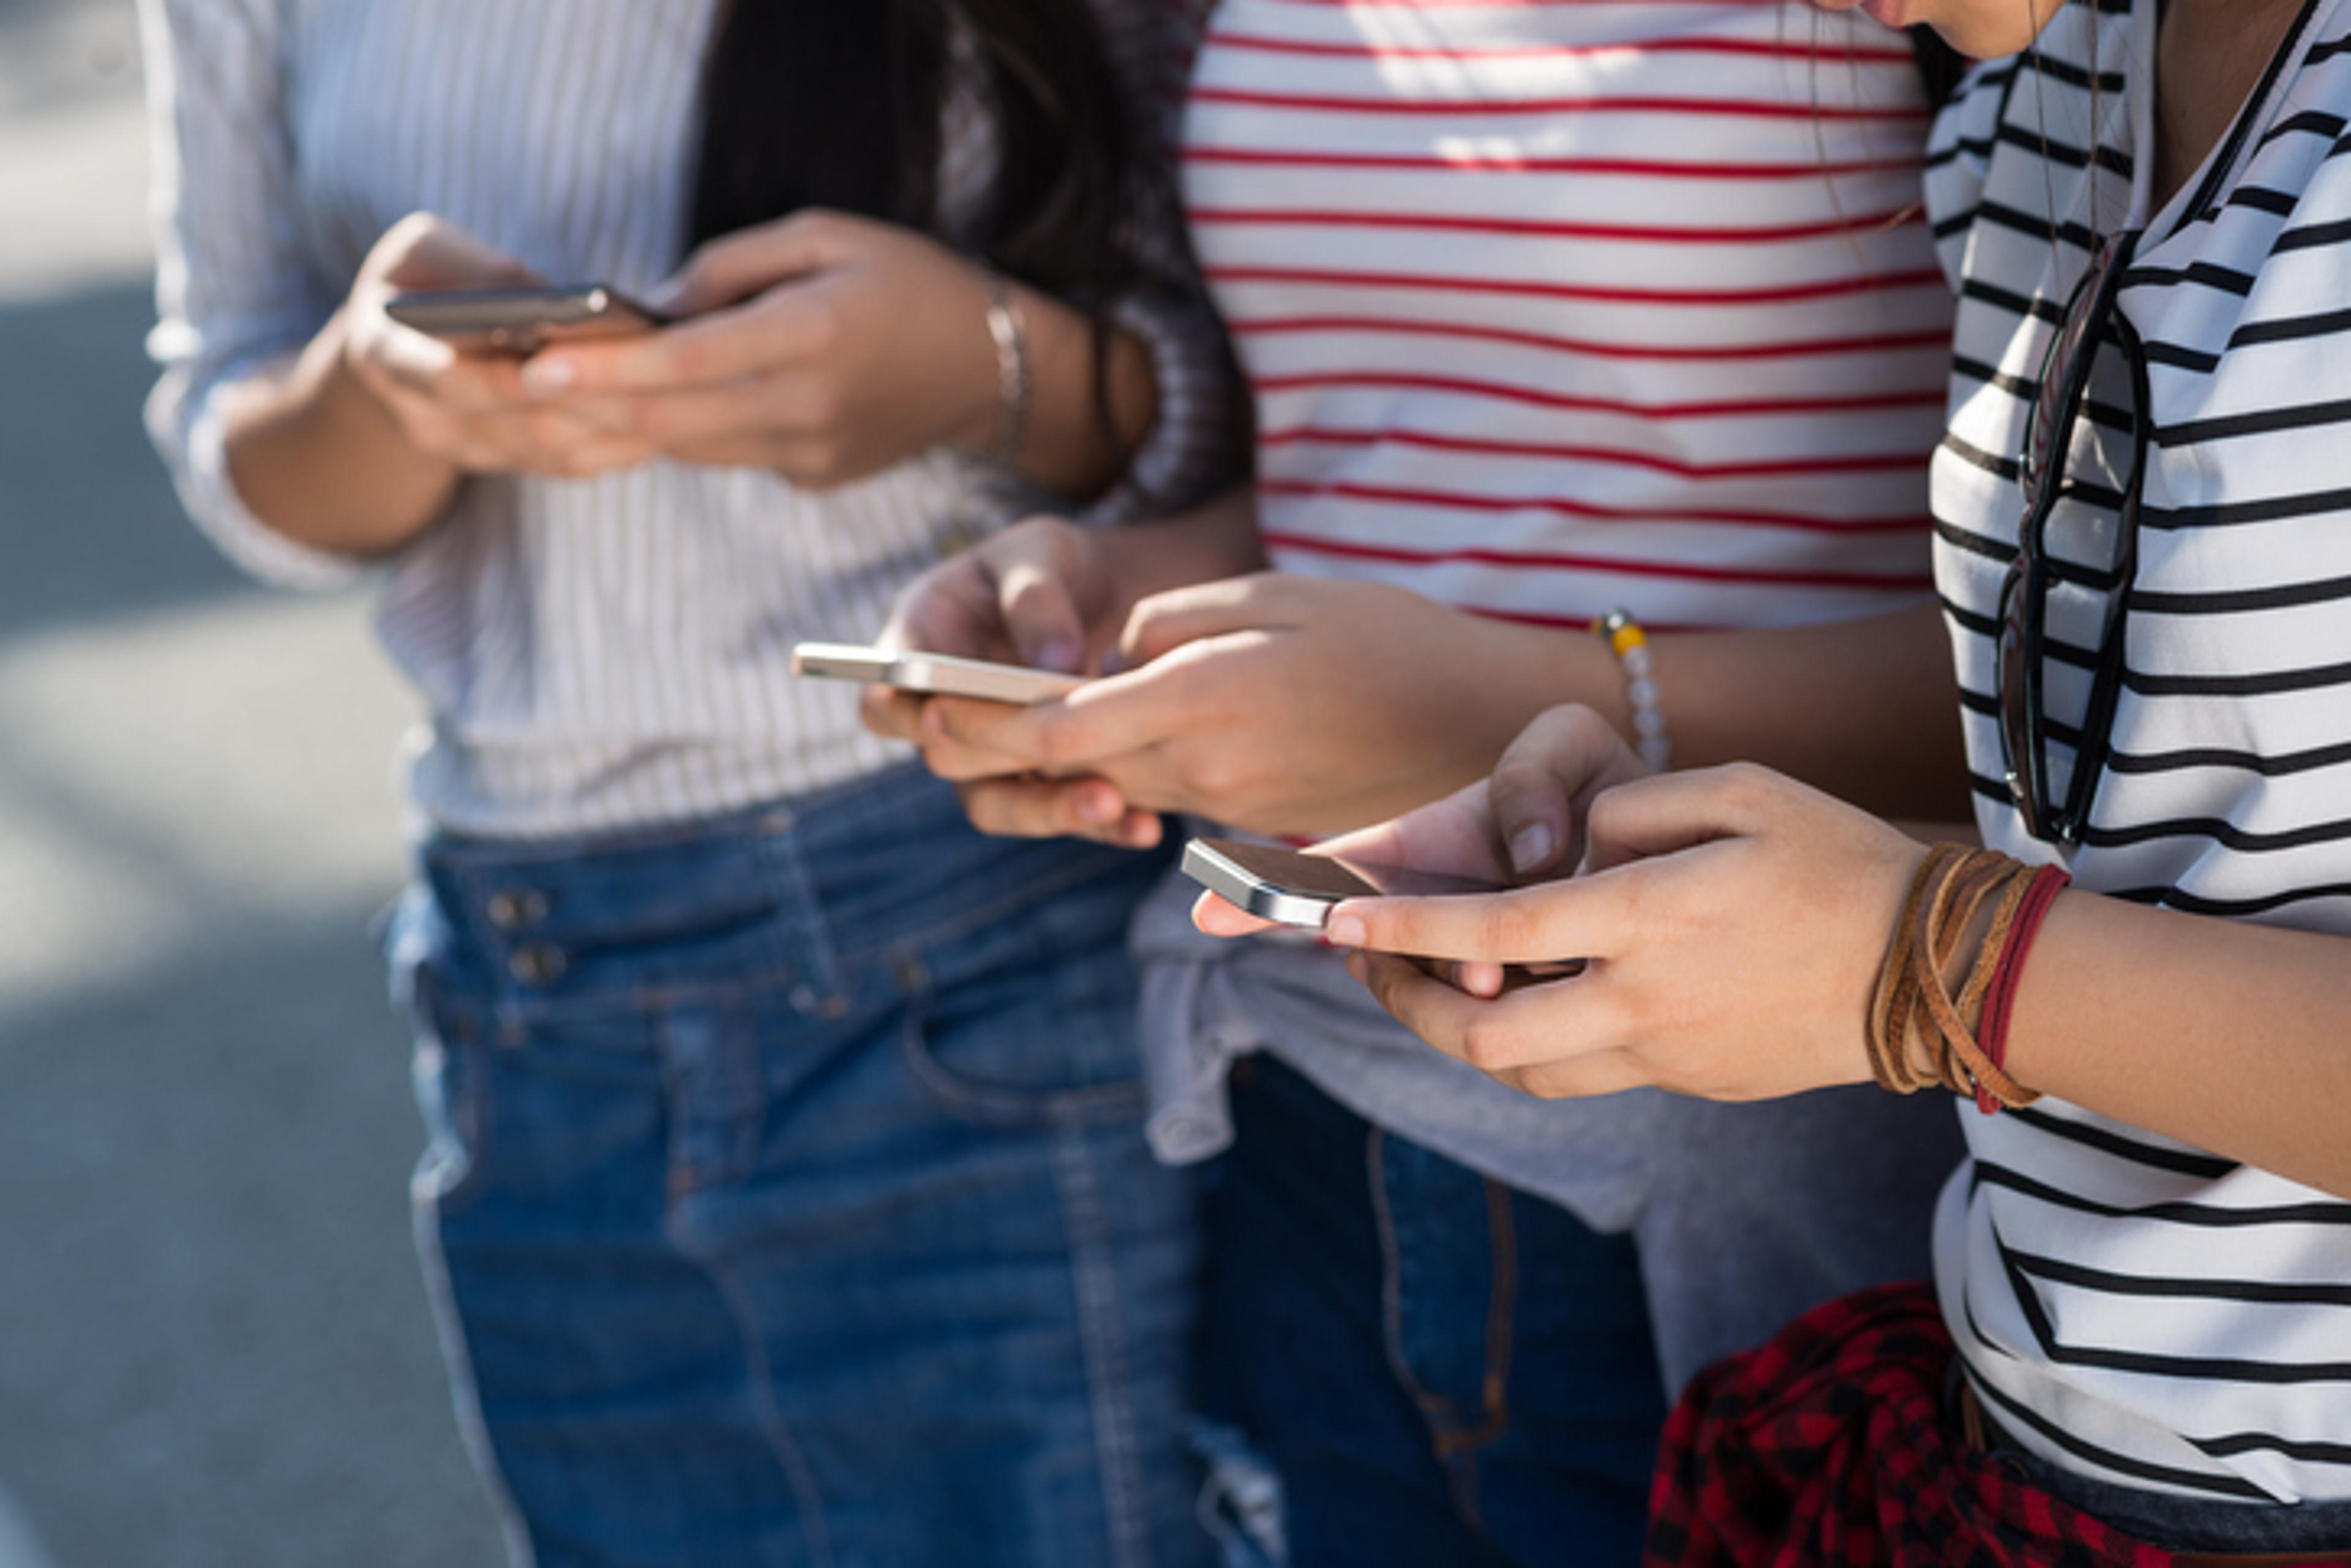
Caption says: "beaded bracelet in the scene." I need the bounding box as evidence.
[1595,609,1671,773]
[981,276,1032,471]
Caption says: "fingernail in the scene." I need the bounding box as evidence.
[522,358,574,395]
[1078,789,1120,825]
[923,704,947,735]
[1508,823,1556,876]
[1037,639,1081,675]
[1098,648,1127,678]
[1325,913,1367,950]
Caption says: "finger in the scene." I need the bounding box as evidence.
[959,778,1161,848]
[1310,778,1514,887]
[550,374,817,445]
[912,719,1053,790]
[1349,951,1482,1060]
[1580,763,1783,874]
[925,657,1214,775]
[375,336,534,411]
[523,288,839,397]
[1457,960,1507,999]
[1348,953,1610,1076]
[362,320,460,389]
[1488,705,1649,878]
[1193,891,1286,939]
[1501,1050,1650,1101]
[996,546,1087,676]
[1116,574,1296,670]
[1325,876,1626,966]
[861,687,928,744]
[655,210,856,315]
[373,214,543,290]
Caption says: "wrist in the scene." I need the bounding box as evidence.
[962,272,1031,467]
[1480,618,1627,755]
[1864,846,2063,1112]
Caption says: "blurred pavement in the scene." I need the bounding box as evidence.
[0,1,503,1563]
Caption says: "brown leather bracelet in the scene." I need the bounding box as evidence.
[1867,846,2043,1111]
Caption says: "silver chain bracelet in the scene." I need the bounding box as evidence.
[981,275,1032,471]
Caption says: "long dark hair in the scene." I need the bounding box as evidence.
[688,0,1135,303]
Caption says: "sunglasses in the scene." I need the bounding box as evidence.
[1995,228,2150,847]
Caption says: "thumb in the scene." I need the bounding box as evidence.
[1581,765,1776,875]
[1117,574,1293,671]
[983,525,1092,674]
[999,560,1087,675]
[1487,705,1649,880]
[656,211,846,315]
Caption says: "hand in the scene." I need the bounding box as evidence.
[517,210,1003,487]
[1260,708,1930,1103]
[859,516,1166,847]
[342,214,661,479]
[1191,704,1649,939]
[923,574,1561,846]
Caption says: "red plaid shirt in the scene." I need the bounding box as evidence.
[1646,1283,2348,1568]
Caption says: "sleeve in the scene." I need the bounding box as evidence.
[1074,0,1251,527]
[138,0,362,589]
[1922,56,2014,293]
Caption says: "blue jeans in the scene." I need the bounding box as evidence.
[389,767,1210,1568]
[1200,1057,1665,1568]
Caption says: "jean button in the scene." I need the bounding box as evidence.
[509,944,567,986]
[487,888,549,931]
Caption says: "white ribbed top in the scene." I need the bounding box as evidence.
[141,0,1239,836]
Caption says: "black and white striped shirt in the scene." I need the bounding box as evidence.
[141,0,1239,837]
[1928,0,2351,1506]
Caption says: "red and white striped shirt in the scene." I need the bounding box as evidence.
[1183,0,1952,633]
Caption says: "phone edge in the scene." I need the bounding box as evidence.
[1179,841,1335,930]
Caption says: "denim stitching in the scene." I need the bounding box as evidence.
[757,824,847,1007]
[423,845,1141,1027]
[1051,1120,1156,1568]
[896,1008,1150,1129]
[831,844,1140,969]
[1367,1131,1517,1536]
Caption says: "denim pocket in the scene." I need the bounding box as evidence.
[898,1006,1149,1130]
[894,922,1152,1130]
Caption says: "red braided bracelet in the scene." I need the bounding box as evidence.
[1973,865,2071,1115]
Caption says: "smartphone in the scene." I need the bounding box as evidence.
[384,283,672,353]
[1181,837,1508,929]
[790,642,1086,706]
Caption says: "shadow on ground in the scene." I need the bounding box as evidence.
[0,277,259,645]
[0,907,503,1568]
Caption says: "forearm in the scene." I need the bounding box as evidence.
[1643,603,1970,820]
[1453,601,1971,822]
[220,309,458,557]
[2005,895,2351,1199]
[1005,282,1157,502]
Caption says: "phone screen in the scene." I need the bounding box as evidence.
[1191,839,1507,902]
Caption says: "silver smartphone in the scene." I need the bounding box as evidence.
[1181,837,1508,929]
[384,283,672,354]
[790,642,1086,706]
